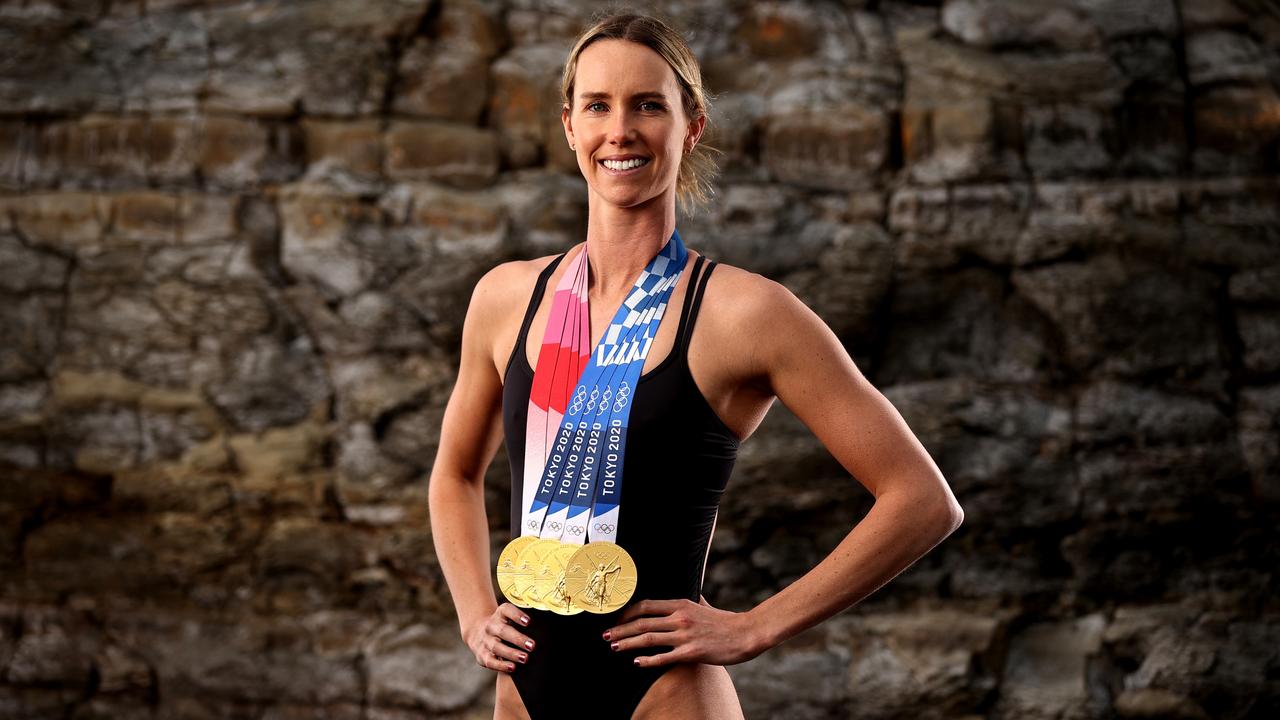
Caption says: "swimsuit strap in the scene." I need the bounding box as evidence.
[504,252,567,379]
[676,256,717,363]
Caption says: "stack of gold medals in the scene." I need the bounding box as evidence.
[497,534,638,615]
[496,234,688,615]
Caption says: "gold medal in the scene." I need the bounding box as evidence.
[563,541,637,614]
[496,535,538,607]
[533,542,582,615]
[520,538,567,612]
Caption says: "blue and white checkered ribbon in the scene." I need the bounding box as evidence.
[524,230,688,546]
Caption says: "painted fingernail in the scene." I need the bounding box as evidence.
[520,615,530,625]
[518,653,527,663]
[633,657,640,666]
[524,640,534,650]
[610,641,619,651]
[602,630,611,640]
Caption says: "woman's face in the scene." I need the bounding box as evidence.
[562,39,705,210]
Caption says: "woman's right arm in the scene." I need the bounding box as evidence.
[428,262,536,673]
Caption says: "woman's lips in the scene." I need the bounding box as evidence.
[598,158,651,176]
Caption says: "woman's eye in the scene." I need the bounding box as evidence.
[585,101,663,112]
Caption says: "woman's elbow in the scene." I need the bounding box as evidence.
[938,492,964,535]
[912,479,963,537]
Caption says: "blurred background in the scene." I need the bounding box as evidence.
[2,0,1278,718]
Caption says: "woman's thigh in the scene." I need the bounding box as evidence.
[633,663,744,720]
[494,673,531,720]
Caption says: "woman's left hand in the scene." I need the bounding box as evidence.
[603,596,766,667]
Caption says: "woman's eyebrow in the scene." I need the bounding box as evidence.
[578,91,667,101]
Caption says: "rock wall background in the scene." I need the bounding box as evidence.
[2,0,1278,718]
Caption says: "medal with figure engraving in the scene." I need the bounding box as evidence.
[563,540,637,614]
[515,538,560,611]
[497,535,538,607]
[533,542,581,615]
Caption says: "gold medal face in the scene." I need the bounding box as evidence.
[563,541,637,614]
[496,536,538,607]
[517,538,560,611]
[519,535,560,607]
[535,543,582,615]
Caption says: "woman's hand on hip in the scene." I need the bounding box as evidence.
[603,596,766,667]
[463,602,536,673]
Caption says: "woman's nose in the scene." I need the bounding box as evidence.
[607,110,636,144]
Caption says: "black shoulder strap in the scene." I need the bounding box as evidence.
[505,252,566,377]
[676,256,715,359]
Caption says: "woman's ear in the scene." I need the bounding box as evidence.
[686,113,707,152]
[562,103,575,150]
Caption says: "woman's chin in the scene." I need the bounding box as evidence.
[591,186,657,208]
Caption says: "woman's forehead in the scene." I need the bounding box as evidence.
[575,40,677,97]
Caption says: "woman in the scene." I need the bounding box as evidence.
[428,12,964,720]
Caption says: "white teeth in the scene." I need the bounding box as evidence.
[601,158,650,170]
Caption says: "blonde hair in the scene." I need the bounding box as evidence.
[560,11,722,215]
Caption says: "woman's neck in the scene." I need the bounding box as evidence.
[582,195,677,302]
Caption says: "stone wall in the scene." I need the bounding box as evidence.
[2,0,1278,718]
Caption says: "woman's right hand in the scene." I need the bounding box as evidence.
[464,602,536,673]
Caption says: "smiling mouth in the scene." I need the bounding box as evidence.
[599,157,651,173]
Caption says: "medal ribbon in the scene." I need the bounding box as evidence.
[520,245,589,526]
[542,252,679,543]
[521,231,688,546]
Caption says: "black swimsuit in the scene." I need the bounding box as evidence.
[501,251,740,719]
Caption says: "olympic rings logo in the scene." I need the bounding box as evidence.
[593,523,616,533]
[526,519,539,530]
[569,387,587,414]
[548,521,561,531]
[567,526,585,536]
[586,386,599,412]
[613,381,632,412]
[596,388,612,416]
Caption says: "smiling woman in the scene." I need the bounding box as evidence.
[559,17,722,217]
[428,10,964,720]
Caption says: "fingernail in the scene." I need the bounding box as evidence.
[521,615,530,625]
[524,640,534,650]
[602,630,611,640]
[518,653,527,663]
[633,657,640,666]
[610,641,619,651]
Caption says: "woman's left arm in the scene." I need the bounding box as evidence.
[606,275,964,667]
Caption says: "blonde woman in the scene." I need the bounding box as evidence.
[429,12,963,719]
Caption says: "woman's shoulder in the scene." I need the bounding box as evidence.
[686,256,809,391]
[696,256,792,312]
[465,251,566,342]
[472,251,564,305]
[693,255,818,349]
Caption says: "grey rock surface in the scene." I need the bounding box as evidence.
[1,1,1277,718]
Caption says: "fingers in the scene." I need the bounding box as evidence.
[605,614,683,643]
[633,644,692,668]
[474,604,535,674]
[498,602,532,629]
[608,629,682,654]
[618,598,686,623]
[481,629,529,671]
[477,644,519,673]
[490,614,537,655]
[606,607,680,635]
[607,599,702,655]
